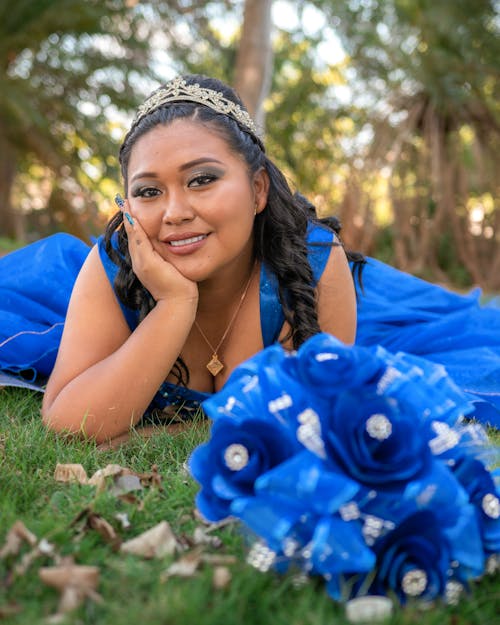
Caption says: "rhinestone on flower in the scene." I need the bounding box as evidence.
[268,393,293,414]
[247,541,276,572]
[365,414,392,440]
[339,502,360,521]
[223,444,249,471]
[429,420,460,454]
[401,569,428,596]
[297,408,326,458]
[362,515,385,545]
[482,493,500,519]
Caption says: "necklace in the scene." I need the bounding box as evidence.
[195,261,257,377]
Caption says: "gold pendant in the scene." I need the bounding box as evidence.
[206,354,224,377]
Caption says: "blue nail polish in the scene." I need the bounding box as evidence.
[114,193,125,209]
[124,212,134,226]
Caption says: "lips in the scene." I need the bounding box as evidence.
[168,234,206,247]
[162,232,209,255]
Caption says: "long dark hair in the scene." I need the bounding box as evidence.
[104,74,364,384]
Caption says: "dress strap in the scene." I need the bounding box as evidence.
[260,223,334,346]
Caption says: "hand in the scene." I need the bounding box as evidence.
[121,201,199,305]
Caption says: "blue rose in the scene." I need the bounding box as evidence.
[291,333,383,397]
[189,417,300,522]
[369,510,452,602]
[451,459,500,554]
[322,392,433,485]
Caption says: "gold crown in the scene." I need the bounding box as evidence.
[133,77,259,137]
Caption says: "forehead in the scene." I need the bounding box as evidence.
[128,118,240,172]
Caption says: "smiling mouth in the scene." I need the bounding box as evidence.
[168,235,206,247]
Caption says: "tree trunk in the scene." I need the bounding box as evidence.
[234,0,273,133]
[0,130,22,240]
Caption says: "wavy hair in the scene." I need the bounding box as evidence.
[104,74,364,385]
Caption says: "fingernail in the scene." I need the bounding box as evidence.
[124,212,134,226]
[114,193,125,209]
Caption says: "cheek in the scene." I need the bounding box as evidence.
[130,204,162,234]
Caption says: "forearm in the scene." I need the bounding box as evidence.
[42,299,196,442]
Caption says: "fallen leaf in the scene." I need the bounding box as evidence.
[161,549,202,579]
[193,527,222,548]
[109,474,143,496]
[88,464,132,492]
[15,538,56,576]
[69,508,121,549]
[0,602,22,619]
[39,563,102,619]
[136,464,164,491]
[54,464,88,484]
[88,513,121,549]
[0,521,37,558]
[120,521,178,558]
[212,566,232,589]
[201,554,238,566]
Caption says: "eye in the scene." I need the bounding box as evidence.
[131,186,161,199]
[188,173,218,188]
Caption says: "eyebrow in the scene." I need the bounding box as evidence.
[130,157,224,183]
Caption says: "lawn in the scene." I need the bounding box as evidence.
[1,386,499,624]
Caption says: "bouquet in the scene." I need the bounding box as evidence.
[189,334,500,604]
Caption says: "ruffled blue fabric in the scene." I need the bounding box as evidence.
[356,258,500,426]
[0,234,89,380]
[189,333,500,603]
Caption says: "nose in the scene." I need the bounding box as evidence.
[162,191,195,224]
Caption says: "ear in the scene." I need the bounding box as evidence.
[252,167,270,214]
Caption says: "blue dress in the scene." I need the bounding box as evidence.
[1,227,499,426]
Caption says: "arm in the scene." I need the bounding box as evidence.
[315,243,357,343]
[42,220,198,443]
[278,243,357,347]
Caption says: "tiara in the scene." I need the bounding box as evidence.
[133,77,259,137]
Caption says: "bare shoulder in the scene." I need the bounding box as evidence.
[44,244,131,404]
[316,242,357,344]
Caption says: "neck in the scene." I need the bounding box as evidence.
[196,254,257,314]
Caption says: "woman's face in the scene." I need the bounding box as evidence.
[126,119,268,283]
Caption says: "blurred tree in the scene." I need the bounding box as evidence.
[309,0,500,289]
[234,0,273,130]
[0,0,236,241]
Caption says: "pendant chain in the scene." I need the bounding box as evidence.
[195,261,257,376]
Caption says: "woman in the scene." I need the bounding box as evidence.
[1,74,499,438]
[39,75,358,443]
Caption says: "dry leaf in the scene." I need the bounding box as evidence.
[161,549,202,579]
[39,563,102,619]
[201,554,237,566]
[109,474,143,496]
[54,464,89,484]
[0,602,22,619]
[88,464,132,491]
[136,464,164,490]
[120,521,178,558]
[212,566,232,589]
[0,521,37,558]
[88,513,121,549]
[193,527,222,548]
[15,538,56,576]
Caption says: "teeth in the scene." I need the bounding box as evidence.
[169,235,205,247]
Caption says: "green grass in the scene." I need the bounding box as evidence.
[1,387,499,624]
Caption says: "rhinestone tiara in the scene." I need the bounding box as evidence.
[133,77,259,137]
